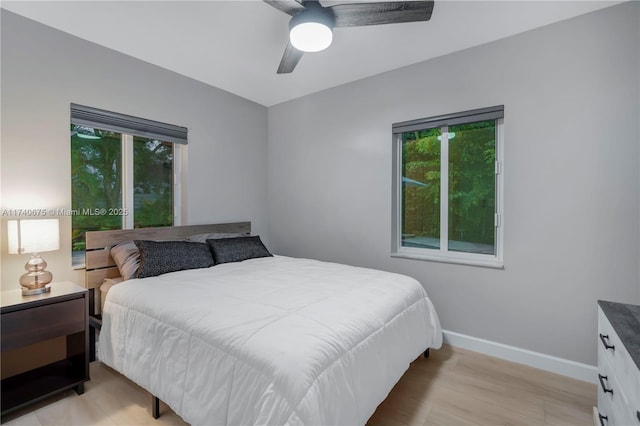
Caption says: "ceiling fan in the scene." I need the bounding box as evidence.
[264,0,435,74]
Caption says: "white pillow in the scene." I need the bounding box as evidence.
[100,277,124,312]
[110,241,140,280]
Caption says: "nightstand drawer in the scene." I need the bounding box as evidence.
[1,298,85,351]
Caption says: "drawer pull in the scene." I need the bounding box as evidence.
[598,374,614,395]
[637,411,639,423]
[599,333,615,351]
[598,413,608,426]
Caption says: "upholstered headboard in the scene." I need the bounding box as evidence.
[84,222,251,311]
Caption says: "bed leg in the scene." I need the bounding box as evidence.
[152,396,160,419]
[424,348,430,358]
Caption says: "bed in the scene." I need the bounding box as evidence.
[85,223,442,426]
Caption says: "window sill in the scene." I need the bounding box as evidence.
[391,251,504,269]
[72,263,86,271]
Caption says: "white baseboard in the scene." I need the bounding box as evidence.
[442,329,597,384]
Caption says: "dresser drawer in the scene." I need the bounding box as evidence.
[619,344,640,424]
[598,309,627,382]
[1,298,85,351]
[598,359,632,426]
[597,379,615,426]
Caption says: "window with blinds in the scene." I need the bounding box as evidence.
[391,106,504,268]
[70,104,187,267]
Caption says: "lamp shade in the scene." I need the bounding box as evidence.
[8,219,60,254]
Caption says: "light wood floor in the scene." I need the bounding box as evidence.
[1,344,596,426]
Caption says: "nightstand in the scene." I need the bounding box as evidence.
[0,282,89,416]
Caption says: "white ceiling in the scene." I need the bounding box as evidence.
[2,0,622,106]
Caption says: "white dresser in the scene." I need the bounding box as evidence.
[596,301,640,426]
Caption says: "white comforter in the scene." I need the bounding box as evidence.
[99,256,442,426]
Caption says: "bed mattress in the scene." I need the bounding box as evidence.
[99,255,442,425]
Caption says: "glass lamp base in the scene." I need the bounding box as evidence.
[19,254,53,295]
[22,285,51,296]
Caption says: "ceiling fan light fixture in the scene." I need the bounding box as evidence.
[289,4,335,53]
[290,22,332,52]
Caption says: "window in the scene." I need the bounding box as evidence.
[70,104,186,267]
[392,106,504,268]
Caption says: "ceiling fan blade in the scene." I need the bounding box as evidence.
[329,1,434,27]
[277,41,304,74]
[263,0,306,16]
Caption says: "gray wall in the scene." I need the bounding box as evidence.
[0,10,269,289]
[268,2,640,366]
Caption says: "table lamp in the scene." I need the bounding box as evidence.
[7,218,60,295]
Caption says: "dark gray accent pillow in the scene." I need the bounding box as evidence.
[206,236,272,265]
[134,240,214,278]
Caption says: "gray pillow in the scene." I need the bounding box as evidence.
[110,241,140,280]
[134,240,214,278]
[186,232,245,243]
[206,236,272,265]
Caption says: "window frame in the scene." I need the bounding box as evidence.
[391,107,504,269]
